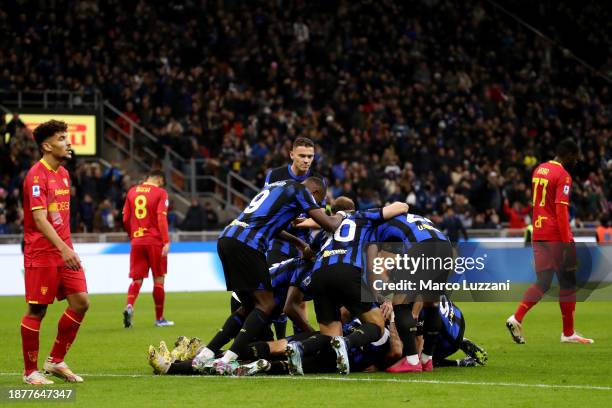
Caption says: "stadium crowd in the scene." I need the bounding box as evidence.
[0,0,610,233]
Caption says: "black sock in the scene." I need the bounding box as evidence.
[302,348,337,373]
[240,341,271,361]
[394,304,418,355]
[166,360,197,375]
[269,360,289,375]
[423,306,442,357]
[435,359,459,367]
[229,308,269,357]
[207,312,245,353]
[300,333,331,356]
[274,319,287,339]
[344,322,381,349]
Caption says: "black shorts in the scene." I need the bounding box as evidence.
[392,239,454,302]
[310,263,374,323]
[266,249,292,267]
[217,237,271,291]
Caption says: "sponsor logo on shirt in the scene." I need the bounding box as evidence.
[133,227,148,238]
[322,249,348,257]
[229,219,249,228]
[55,188,70,196]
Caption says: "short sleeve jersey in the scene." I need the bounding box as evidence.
[123,183,169,245]
[22,159,72,267]
[531,161,572,241]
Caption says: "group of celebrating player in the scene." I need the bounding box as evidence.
[19,121,590,385]
[146,137,488,376]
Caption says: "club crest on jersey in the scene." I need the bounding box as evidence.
[32,185,40,197]
[563,185,570,195]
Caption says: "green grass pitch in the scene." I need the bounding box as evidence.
[0,292,611,407]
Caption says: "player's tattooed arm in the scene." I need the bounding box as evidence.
[381,202,409,220]
[32,209,81,270]
[385,321,404,366]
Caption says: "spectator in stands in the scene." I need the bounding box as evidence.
[0,212,10,234]
[440,207,469,243]
[203,202,219,229]
[0,0,610,230]
[503,199,531,229]
[80,194,95,232]
[179,198,206,231]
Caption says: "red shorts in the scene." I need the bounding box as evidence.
[129,245,167,279]
[24,265,88,305]
[533,241,564,273]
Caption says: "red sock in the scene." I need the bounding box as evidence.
[21,315,42,376]
[50,308,84,363]
[514,284,544,322]
[127,280,143,307]
[153,283,165,320]
[559,289,576,337]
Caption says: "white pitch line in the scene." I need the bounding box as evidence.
[1,372,611,391]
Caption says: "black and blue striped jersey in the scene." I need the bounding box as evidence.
[265,165,325,259]
[264,164,316,186]
[267,226,313,260]
[428,295,465,359]
[313,209,384,271]
[375,213,447,247]
[269,257,315,306]
[309,229,328,254]
[219,180,319,253]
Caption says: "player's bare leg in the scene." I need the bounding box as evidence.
[124,278,143,328]
[44,292,88,383]
[153,276,174,327]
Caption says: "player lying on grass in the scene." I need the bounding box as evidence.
[147,298,487,375]
[147,314,401,376]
